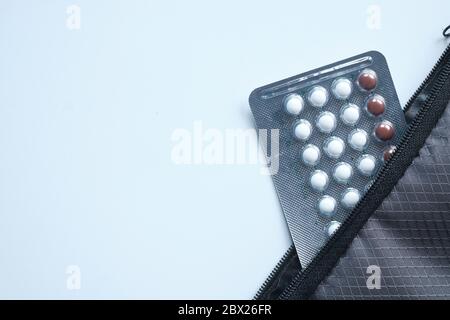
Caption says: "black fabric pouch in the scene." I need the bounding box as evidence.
[256,32,450,300]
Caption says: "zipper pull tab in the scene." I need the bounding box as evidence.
[443,25,450,37]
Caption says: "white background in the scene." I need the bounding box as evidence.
[0,0,449,298]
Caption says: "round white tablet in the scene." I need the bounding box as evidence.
[323,137,345,159]
[340,103,360,126]
[318,195,337,217]
[325,221,341,237]
[357,154,377,176]
[316,111,337,133]
[293,119,312,141]
[310,170,329,192]
[332,78,353,100]
[341,188,361,209]
[308,86,328,108]
[301,144,321,166]
[283,93,304,115]
[348,129,369,151]
[333,162,353,184]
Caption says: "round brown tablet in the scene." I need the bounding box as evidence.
[375,121,395,141]
[357,69,378,91]
[383,145,396,162]
[366,95,385,117]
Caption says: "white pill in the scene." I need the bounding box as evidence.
[325,221,341,237]
[310,170,329,192]
[308,86,328,108]
[332,78,352,100]
[318,195,337,217]
[323,137,345,159]
[316,112,337,133]
[293,119,312,141]
[340,103,360,126]
[283,94,304,115]
[357,154,377,176]
[301,144,321,166]
[341,188,361,209]
[348,129,368,151]
[333,162,353,184]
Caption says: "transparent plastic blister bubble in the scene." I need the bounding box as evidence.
[249,51,407,267]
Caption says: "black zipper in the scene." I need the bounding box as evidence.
[405,44,450,112]
[255,31,450,300]
[253,245,296,300]
[404,39,450,121]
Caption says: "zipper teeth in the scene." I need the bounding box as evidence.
[253,245,295,300]
[404,44,450,112]
[279,47,450,300]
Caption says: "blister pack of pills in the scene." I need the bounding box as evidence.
[249,51,407,267]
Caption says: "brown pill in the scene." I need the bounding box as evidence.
[375,121,395,141]
[366,95,385,117]
[357,69,377,91]
[383,145,396,162]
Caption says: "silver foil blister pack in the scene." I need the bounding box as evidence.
[249,51,407,267]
